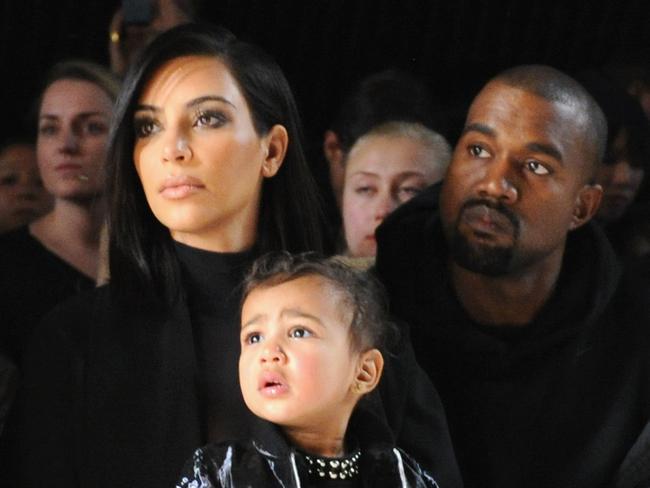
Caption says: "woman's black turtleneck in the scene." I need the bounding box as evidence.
[174,241,257,443]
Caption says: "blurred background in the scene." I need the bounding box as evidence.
[1,0,649,150]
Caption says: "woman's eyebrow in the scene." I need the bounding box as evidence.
[186,95,236,109]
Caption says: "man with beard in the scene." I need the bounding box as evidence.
[375,65,650,488]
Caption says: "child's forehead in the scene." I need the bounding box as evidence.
[243,274,354,320]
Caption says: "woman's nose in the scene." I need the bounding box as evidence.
[374,192,398,222]
[162,132,192,164]
[59,126,80,154]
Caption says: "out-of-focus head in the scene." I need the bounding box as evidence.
[440,65,605,277]
[37,60,120,203]
[107,24,324,306]
[577,70,649,224]
[324,69,444,207]
[238,252,386,431]
[109,0,200,76]
[0,138,53,233]
[342,121,451,257]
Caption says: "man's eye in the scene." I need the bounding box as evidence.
[526,160,550,175]
[289,327,312,339]
[468,145,490,158]
[134,118,159,138]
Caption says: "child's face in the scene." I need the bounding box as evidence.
[239,275,361,432]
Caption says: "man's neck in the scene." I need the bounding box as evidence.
[449,250,564,327]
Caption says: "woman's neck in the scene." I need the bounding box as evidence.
[29,196,105,279]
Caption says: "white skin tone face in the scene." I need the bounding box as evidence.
[37,79,113,201]
[342,134,447,257]
[596,130,645,223]
[239,275,381,457]
[0,144,53,233]
[133,55,286,252]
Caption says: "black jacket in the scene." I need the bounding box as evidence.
[14,256,462,487]
[375,183,650,488]
[176,411,439,488]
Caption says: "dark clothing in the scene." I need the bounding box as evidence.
[0,226,94,365]
[375,183,650,488]
[16,243,462,488]
[176,410,439,488]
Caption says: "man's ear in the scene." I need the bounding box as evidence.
[570,184,603,230]
[352,349,384,396]
[261,124,288,178]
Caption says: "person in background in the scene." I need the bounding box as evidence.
[177,253,439,487]
[0,60,119,366]
[108,0,200,76]
[323,69,445,210]
[577,70,650,260]
[375,64,650,488]
[0,137,52,235]
[342,121,451,259]
[16,24,460,488]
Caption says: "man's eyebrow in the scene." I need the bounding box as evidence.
[526,142,563,164]
[461,122,495,138]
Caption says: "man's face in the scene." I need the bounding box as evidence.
[440,81,597,276]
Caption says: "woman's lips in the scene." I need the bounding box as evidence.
[159,175,205,199]
[258,370,289,397]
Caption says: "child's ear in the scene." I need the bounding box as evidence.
[352,349,384,395]
[261,124,288,178]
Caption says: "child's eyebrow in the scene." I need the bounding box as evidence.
[280,308,325,327]
[242,314,265,330]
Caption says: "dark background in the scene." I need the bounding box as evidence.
[2,0,649,151]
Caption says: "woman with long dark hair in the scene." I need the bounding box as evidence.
[16,24,460,488]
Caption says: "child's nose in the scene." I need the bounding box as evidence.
[261,344,285,363]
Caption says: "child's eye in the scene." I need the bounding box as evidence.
[289,327,313,339]
[244,332,262,345]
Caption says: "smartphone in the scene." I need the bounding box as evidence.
[122,0,153,26]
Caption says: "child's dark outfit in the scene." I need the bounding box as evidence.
[176,406,439,488]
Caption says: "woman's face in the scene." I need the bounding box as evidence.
[133,55,283,252]
[37,79,113,200]
[342,134,446,257]
[596,129,645,223]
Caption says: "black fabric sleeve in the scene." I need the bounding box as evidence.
[378,322,463,488]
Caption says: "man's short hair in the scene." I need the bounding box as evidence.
[493,65,608,175]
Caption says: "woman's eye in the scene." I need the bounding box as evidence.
[86,121,108,136]
[195,111,226,128]
[469,144,489,158]
[396,186,422,202]
[38,124,57,137]
[289,327,312,339]
[354,186,375,196]
[134,118,159,138]
[526,160,551,175]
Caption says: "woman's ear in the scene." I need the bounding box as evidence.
[569,184,603,230]
[261,124,288,178]
[352,349,384,396]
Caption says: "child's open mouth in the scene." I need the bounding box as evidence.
[259,371,289,396]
